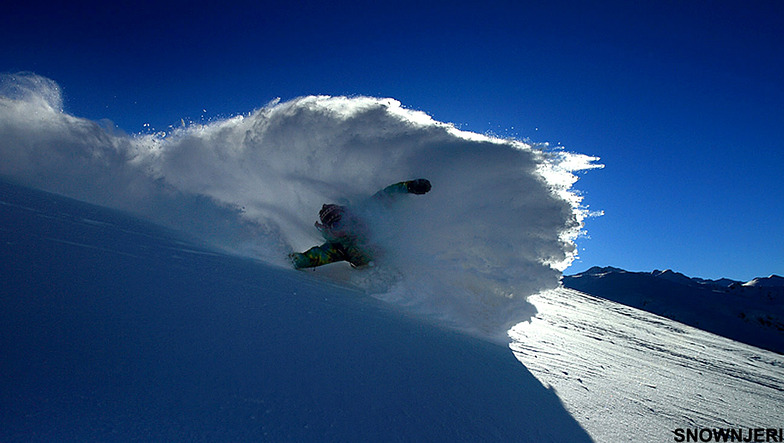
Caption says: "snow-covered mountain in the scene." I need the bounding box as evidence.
[563,266,784,354]
[744,275,784,288]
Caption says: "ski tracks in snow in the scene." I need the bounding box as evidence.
[509,288,784,442]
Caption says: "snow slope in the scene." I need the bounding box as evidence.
[510,288,784,442]
[0,180,591,441]
[563,267,784,354]
[5,182,783,442]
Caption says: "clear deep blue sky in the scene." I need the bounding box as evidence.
[2,0,782,281]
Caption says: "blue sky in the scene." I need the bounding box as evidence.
[2,0,782,281]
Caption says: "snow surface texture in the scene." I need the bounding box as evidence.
[563,267,784,354]
[510,288,784,442]
[4,180,783,442]
[0,72,600,339]
[0,181,591,441]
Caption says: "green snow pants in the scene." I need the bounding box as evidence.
[290,242,372,269]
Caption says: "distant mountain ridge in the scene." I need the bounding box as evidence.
[743,274,784,287]
[563,267,784,354]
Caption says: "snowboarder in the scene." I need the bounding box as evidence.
[289,179,432,269]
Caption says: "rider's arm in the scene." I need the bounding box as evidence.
[371,179,431,202]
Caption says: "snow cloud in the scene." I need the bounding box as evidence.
[0,73,601,340]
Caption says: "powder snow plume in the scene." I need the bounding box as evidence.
[0,72,601,340]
